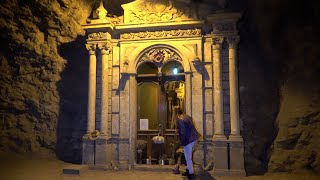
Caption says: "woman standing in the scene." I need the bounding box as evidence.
[176,108,201,180]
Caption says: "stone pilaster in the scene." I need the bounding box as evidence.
[227,36,245,176]
[94,42,113,169]
[129,73,137,169]
[185,72,192,116]
[98,43,112,135]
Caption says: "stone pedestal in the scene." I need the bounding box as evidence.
[211,136,229,176]
[95,135,112,170]
[229,135,246,176]
[82,136,94,166]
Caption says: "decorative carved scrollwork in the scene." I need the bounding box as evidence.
[88,32,109,40]
[98,42,113,55]
[212,23,235,33]
[85,44,96,55]
[227,36,240,49]
[121,29,201,40]
[139,48,182,66]
[123,0,194,24]
[212,37,224,50]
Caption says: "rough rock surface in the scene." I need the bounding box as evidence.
[247,0,320,175]
[0,0,93,158]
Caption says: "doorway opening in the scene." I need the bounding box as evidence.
[136,60,185,164]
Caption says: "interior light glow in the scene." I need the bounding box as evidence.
[173,68,178,75]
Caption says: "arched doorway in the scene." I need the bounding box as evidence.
[136,59,185,164]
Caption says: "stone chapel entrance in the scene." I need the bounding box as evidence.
[136,59,185,164]
[81,0,245,175]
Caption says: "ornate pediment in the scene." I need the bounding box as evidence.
[121,0,196,24]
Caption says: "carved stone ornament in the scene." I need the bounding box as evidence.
[122,0,194,24]
[212,22,235,33]
[98,42,113,54]
[212,37,224,50]
[85,44,96,54]
[227,36,240,49]
[96,0,108,20]
[121,29,201,40]
[139,48,182,66]
[88,32,109,40]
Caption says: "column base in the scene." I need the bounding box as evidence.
[82,134,94,165]
[95,134,112,169]
[210,169,230,176]
[212,135,228,176]
[228,135,246,176]
[229,169,246,176]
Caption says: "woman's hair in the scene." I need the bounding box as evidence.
[177,109,184,115]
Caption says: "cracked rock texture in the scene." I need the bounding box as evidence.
[0,0,93,157]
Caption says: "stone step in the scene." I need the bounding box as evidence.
[62,164,89,175]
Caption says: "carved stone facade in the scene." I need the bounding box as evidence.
[81,0,245,176]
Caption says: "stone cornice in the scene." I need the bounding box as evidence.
[120,29,201,40]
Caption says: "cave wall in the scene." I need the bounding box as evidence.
[0,0,93,158]
[245,0,320,174]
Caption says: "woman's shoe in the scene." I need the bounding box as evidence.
[182,169,189,176]
[188,174,195,180]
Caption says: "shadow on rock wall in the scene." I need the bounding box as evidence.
[236,4,280,174]
[56,35,88,163]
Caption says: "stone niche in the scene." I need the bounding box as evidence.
[80,0,245,176]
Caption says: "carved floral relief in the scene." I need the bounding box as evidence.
[123,0,194,24]
[121,29,201,40]
[139,48,182,66]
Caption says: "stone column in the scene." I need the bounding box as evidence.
[87,44,97,133]
[212,37,225,138]
[228,36,240,137]
[94,43,112,169]
[227,36,245,176]
[211,36,228,176]
[82,43,97,165]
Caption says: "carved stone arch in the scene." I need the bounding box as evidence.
[136,60,159,74]
[133,44,191,73]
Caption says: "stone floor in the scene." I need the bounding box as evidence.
[0,152,319,180]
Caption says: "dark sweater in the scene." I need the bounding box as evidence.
[177,115,201,146]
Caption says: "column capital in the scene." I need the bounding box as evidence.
[212,37,224,50]
[97,42,112,55]
[86,44,96,55]
[227,36,240,49]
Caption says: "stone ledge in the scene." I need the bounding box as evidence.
[62,164,89,175]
